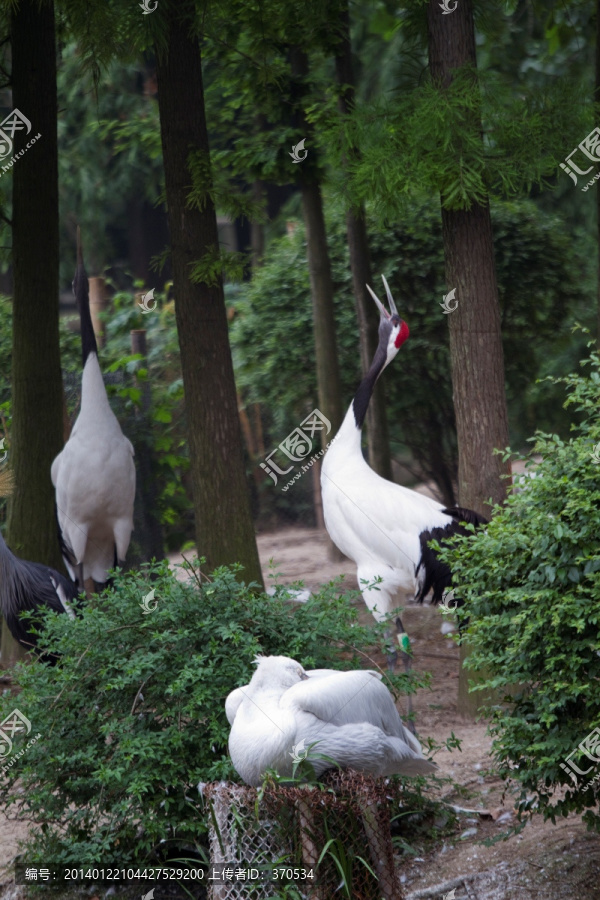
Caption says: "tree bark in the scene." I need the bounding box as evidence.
[155,6,263,586]
[427,0,509,717]
[334,3,393,481]
[130,329,164,564]
[427,0,510,516]
[300,179,344,438]
[4,0,63,665]
[289,48,344,442]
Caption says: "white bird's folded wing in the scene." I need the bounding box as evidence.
[282,670,410,741]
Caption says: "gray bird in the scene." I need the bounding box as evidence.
[0,530,77,652]
[226,655,436,786]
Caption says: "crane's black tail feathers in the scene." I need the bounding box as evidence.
[415,507,488,605]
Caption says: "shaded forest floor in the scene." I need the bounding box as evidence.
[0,526,598,899]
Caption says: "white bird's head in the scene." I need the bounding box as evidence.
[250,655,309,691]
[366,275,410,367]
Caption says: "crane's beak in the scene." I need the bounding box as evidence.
[366,275,399,320]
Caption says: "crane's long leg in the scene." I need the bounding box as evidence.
[396,616,416,736]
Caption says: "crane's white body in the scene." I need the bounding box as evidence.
[322,408,453,621]
[226,656,435,785]
[51,352,135,585]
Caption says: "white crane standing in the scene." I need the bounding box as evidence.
[321,276,486,683]
[51,230,136,590]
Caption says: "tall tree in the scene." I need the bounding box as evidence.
[427,0,511,717]
[427,0,510,516]
[4,0,64,665]
[155,3,263,585]
[334,1,393,481]
[290,47,344,443]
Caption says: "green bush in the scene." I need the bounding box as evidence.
[440,344,600,831]
[0,560,415,868]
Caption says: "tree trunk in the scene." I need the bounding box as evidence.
[130,329,164,563]
[250,179,265,270]
[427,0,510,517]
[300,180,344,438]
[4,0,63,665]
[334,3,393,481]
[155,6,263,587]
[427,0,510,716]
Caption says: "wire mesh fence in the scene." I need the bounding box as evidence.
[204,771,406,900]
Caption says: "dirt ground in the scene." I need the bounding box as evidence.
[0,525,598,899]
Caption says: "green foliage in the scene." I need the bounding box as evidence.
[0,560,410,868]
[100,290,193,548]
[231,197,591,505]
[438,345,600,831]
[57,44,163,281]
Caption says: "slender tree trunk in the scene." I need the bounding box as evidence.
[3,0,63,665]
[250,179,265,270]
[130,329,164,563]
[289,48,344,441]
[300,180,344,437]
[427,0,510,516]
[155,6,263,586]
[334,3,393,481]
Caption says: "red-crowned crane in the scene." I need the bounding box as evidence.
[51,231,136,590]
[0,469,77,655]
[320,277,486,686]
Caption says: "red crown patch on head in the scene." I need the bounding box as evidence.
[395,320,410,348]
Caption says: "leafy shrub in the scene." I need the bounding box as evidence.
[0,560,415,868]
[440,345,600,831]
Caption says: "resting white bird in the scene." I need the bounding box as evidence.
[226,655,436,786]
[51,230,136,589]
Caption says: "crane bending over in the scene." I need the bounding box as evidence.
[226,655,435,785]
[0,469,77,654]
[321,277,486,679]
[51,231,136,590]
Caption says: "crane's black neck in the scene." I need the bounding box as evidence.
[352,341,388,430]
[75,264,97,367]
